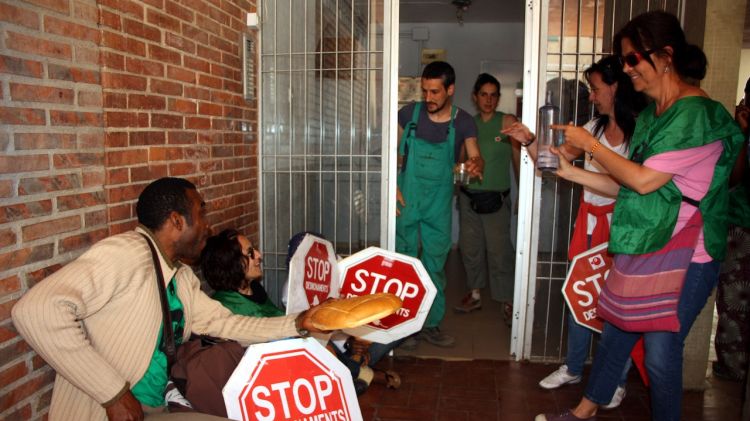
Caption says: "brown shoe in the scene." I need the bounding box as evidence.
[454,292,481,313]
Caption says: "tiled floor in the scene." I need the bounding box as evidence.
[357,249,746,420]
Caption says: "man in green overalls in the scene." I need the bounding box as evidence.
[396,61,484,347]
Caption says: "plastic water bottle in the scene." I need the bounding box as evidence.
[537,90,560,171]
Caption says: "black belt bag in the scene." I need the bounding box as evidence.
[460,187,508,214]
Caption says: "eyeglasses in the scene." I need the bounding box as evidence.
[245,245,256,260]
[620,49,656,67]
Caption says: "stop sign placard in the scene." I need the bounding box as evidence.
[286,234,340,315]
[562,242,612,333]
[338,247,436,343]
[223,338,362,421]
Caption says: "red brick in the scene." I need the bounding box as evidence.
[129,131,165,146]
[148,44,181,65]
[78,90,102,107]
[106,167,129,184]
[223,80,241,93]
[25,0,69,13]
[101,72,147,90]
[53,152,103,169]
[125,57,164,77]
[6,32,71,60]
[151,113,183,128]
[166,0,194,23]
[108,203,132,221]
[184,86,210,100]
[219,0,240,21]
[182,0,211,18]
[211,90,239,105]
[101,51,125,70]
[25,263,62,288]
[182,25,209,46]
[59,228,108,253]
[106,149,147,166]
[0,322,19,344]
[73,1,98,21]
[168,131,197,144]
[0,229,17,249]
[122,18,161,42]
[221,53,241,69]
[85,209,108,227]
[14,133,76,150]
[48,64,100,84]
[142,0,164,8]
[184,145,209,160]
[101,31,146,56]
[50,110,102,127]
[169,98,197,114]
[78,132,103,149]
[0,200,52,224]
[198,102,222,116]
[130,164,167,182]
[167,68,197,87]
[0,244,54,271]
[0,181,11,198]
[210,62,235,79]
[0,155,48,174]
[0,370,56,413]
[151,79,183,96]
[170,161,196,176]
[105,111,146,128]
[209,34,233,54]
[75,45,99,65]
[98,0,143,19]
[0,107,46,125]
[128,94,165,110]
[44,16,100,43]
[149,146,183,161]
[110,220,137,235]
[196,43,221,63]
[211,118,231,131]
[22,215,81,242]
[146,9,181,33]
[0,55,43,78]
[224,105,242,118]
[106,184,144,203]
[10,83,73,104]
[0,362,27,387]
[184,56,210,74]
[0,3,39,29]
[197,73,222,89]
[104,92,127,108]
[165,33,196,55]
[81,170,105,188]
[195,14,221,37]
[18,174,81,195]
[185,116,210,129]
[100,9,122,30]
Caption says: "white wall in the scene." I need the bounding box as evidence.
[399,22,525,116]
[737,49,750,103]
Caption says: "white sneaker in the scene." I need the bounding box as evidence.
[538,364,582,389]
[600,385,626,410]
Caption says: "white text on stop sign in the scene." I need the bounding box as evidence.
[251,374,345,421]
[351,268,418,301]
[306,257,331,282]
[572,271,608,306]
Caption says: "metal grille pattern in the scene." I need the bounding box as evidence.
[260,0,385,303]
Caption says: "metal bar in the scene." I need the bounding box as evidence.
[381,0,398,251]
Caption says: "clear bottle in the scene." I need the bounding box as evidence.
[536,90,560,171]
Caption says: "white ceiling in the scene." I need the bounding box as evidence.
[399,0,525,23]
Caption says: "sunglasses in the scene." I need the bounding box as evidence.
[245,245,256,259]
[620,49,656,67]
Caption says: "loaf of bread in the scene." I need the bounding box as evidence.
[309,293,402,330]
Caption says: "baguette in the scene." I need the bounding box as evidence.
[309,293,402,330]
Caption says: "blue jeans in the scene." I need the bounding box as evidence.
[584,261,720,421]
[565,312,630,386]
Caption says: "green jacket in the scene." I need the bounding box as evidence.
[610,97,744,259]
[211,289,284,318]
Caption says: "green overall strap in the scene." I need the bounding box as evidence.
[399,102,422,156]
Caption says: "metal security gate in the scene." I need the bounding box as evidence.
[258,0,397,303]
[514,0,684,360]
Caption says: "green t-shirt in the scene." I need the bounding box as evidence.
[131,279,185,407]
[467,112,512,192]
[212,289,284,318]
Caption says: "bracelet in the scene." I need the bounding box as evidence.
[587,140,602,161]
[520,135,536,147]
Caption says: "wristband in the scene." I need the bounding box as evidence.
[520,135,536,147]
[588,140,602,160]
[295,312,310,337]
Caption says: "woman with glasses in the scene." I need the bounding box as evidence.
[503,55,647,409]
[535,11,743,421]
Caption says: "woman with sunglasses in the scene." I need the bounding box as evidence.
[535,11,743,421]
[503,55,646,408]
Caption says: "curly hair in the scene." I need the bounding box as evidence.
[200,229,248,292]
[136,177,196,230]
[422,61,455,89]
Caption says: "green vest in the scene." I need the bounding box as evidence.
[468,112,511,191]
[610,97,744,259]
[212,289,284,318]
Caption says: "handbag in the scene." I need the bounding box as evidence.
[596,201,703,333]
[140,234,243,416]
[461,187,507,214]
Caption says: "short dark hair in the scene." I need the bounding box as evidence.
[200,229,248,292]
[136,177,196,230]
[614,11,707,82]
[422,61,455,89]
[473,73,500,95]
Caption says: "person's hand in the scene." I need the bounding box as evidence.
[551,123,596,151]
[465,156,484,179]
[501,122,534,145]
[736,101,749,135]
[105,390,143,421]
[550,146,575,180]
[396,186,405,216]
[296,304,332,334]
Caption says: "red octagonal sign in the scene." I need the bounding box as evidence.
[562,242,613,333]
[286,235,340,315]
[338,247,436,343]
[224,338,361,421]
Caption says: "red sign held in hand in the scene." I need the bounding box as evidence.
[562,242,612,333]
[304,242,333,306]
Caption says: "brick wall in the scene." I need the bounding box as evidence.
[0,0,259,418]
